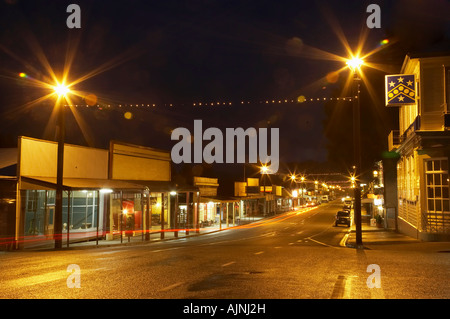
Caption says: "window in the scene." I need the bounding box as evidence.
[425,158,450,233]
[63,191,98,230]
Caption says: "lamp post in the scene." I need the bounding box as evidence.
[346,56,363,248]
[300,176,305,206]
[289,174,296,209]
[260,165,269,215]
[53,82,70,249]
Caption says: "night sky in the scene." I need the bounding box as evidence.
[1,0,449,186]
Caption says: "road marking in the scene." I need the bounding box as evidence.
[340,232,350,247]
[6,271,66,287]
[159,281,185,292]
[305,237,334,248]
[330,275,347,299]
[221,261,236,267]
[91,250,123,255]
[288,242,294,245]
[274,246,282,249]
[254,251,264,255]
[151,246,182,253]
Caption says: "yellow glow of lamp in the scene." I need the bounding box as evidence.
[53,83,70,96]
[346,56,364,71]
[260,165,269,174]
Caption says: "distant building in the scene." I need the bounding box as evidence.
[388,51,450,241]
[234,177,285,217]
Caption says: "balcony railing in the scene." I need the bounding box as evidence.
[388,130,401,151]
[388,115,421,151]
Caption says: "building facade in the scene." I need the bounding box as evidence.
[388,52,450,241]
[0,136,202,249]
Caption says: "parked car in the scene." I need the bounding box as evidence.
[343,198,353,206]
[343,204,352,211]
[335,210,351,227]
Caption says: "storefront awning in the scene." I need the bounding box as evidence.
[116,180,199,193]
[200,195,240,203]
[20,176,147,191]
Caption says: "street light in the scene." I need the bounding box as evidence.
[259,165,270,215]
[53,82,71,249]
[346,56,364,72]
[300,176,305,206]
[346,54,364,248]
[53,83,70,96]
[260,165,269,194]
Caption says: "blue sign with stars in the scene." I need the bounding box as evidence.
[385,74,416,106]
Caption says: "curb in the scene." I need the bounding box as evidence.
[18,219,263,252]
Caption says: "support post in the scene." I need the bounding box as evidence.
[186,192,190,235]
[67,190,70,248]
[54,103,65,249]
[160,193,165,240]
[353,72,363,248]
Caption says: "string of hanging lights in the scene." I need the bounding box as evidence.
[64,95,357,108]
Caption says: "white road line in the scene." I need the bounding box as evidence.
[221,261,236,267]
[305,237,334,248]
[159,281,185,292]
[152,247,181,253]
[254,251,264,255]
[340,232,350,247]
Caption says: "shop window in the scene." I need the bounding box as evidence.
[63,191,97,230]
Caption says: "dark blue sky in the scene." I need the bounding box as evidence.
[0,0,449,169]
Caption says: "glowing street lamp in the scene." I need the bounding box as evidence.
[260,164,269,194]
[53,80,71,249]
[346,54,364,248]
[53,82,70,96]
[346,56,364,72]
[260,165,269,174]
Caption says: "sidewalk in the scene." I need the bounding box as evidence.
[345,222,420,249]
[20,216,266,251]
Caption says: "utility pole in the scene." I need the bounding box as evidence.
[54,102,65,249]
[352,71,363,248]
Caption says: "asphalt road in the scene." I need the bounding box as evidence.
[1,200,449,301]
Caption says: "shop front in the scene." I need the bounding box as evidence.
[18,176,147,248]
